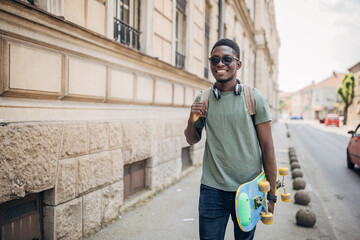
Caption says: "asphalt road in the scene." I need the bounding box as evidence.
[288,121,360,240]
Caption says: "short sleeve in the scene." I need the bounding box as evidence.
[194,91,202,103]
[253,88,271,125]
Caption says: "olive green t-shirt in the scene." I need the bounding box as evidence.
[194,87,271,191]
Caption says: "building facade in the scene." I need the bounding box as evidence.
[347,61,360,126]
[0,0,279,239]
[291,73,344,120]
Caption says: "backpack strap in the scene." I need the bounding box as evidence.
[242,84,256,116]
[200,87,211,109]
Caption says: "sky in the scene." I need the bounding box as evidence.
[274,0,360,92]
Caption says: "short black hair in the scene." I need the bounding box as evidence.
[211,38,240,59]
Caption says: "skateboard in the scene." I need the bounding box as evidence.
[235,167,290,232]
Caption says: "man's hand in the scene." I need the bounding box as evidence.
[189,102,207,123]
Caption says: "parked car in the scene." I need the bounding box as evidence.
[291,115,303,120]
[347,124,360,169]
[324,113,339,127]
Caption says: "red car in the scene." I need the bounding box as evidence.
[347,124,360,169]
[325,114,339,127]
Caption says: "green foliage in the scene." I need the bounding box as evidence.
[337,73,355,125]
[279,99,286,114]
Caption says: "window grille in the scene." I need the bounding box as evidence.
[114,0,141,50]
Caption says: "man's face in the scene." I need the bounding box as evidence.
[210,45,242,83]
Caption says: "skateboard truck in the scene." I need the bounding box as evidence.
[258,167,291,225]
[278,167,291,202]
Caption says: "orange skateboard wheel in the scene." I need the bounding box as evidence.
[279,167,289,176]
[258,181,270,192]
[261,212,273,225]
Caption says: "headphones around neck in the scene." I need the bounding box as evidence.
[212,79,242,100]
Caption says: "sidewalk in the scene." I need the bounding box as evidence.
[86,121,336,240]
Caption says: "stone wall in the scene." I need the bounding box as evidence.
[0,118,205,239]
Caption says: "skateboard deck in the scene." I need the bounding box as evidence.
[235,172,279,232]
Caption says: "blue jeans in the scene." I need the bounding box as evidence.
[199,184,256,240]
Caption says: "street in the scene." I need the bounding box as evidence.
[86,120,360,240]
[287,121,360,240]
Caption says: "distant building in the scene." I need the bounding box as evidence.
[347,61,360,126]
[278,91,292,119]
[291,72,344,120]
[0,0,280,239]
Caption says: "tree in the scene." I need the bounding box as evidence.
[337,73,355,125]
[279,99,286,114]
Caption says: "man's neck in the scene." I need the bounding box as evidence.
[215,78,237,92]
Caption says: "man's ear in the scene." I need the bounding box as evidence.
[237,61,242,70]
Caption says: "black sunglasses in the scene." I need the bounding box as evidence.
[208,55,239,66]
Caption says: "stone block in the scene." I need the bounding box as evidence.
[110,69,135,100]
[64,0,85,27]
[44,158,77,205]
[77,152,113,194]
[9,44,61,92]
[0,122,62,203]
[110,149,123,181]
[89,122,107,153]
[154,80,173,105]
[83,190,102,236]
[149,159,180,189]
[102,181,123,223]
[43,198,82,240]
[184,87,194,106]
[122,120,153,164]
[155,138,181,166]
[86,0,105,35]
[61,122,87,158]
[107,121,123,149]
[154,11,172,42]
[135,75,154,103]
[162,40,172,64]
[173,84,185,106]
[163,0,173,20]
[68,58,106,97]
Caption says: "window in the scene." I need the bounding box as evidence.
[175,0,186,69]
[0,194,42,240]
[204,3,211,79]
[114,0,141,50]
[123,159,147,198]
[181,147,192,171]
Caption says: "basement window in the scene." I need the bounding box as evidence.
[181,147,192,171]
[0,193,42,240]
[124,159,147,198]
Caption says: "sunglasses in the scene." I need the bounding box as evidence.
[208,55,239,66]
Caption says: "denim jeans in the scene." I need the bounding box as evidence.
[199,184,256,240]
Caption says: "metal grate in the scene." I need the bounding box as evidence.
[123,160,146,199]
[114,18,140,50]
[175,51,185,69]
[0,194,42,240]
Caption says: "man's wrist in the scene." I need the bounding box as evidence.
[267,194,277,203]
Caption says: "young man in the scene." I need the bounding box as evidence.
[184,38,277,240]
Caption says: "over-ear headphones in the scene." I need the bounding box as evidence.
[212,79,242,100]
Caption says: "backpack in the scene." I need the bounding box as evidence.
[199,84,256,118]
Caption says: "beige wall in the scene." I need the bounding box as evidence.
[0,0,280,239]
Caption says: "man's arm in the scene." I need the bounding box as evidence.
[256,121,277,213]
[184,102,207,145]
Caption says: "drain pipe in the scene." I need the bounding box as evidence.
[219,0,224,39]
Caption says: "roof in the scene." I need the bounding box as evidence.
[316,73,345,88]
[348,61,360,73]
